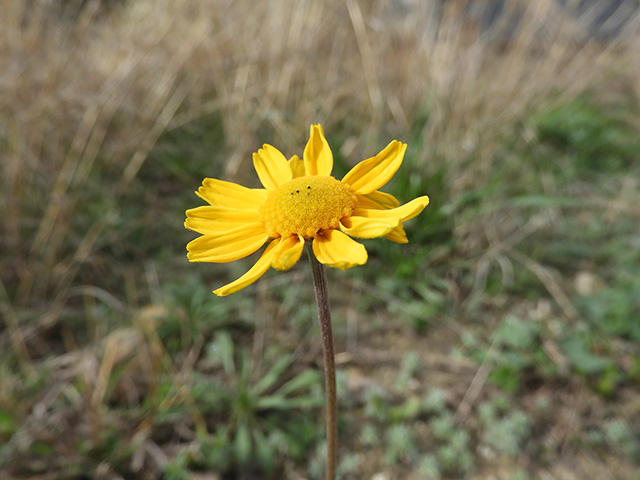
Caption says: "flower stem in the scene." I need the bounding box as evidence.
[306,244,338,480]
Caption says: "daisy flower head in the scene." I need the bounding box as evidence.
[185,124,429,296]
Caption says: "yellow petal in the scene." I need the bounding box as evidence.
[272,235,304,271]
[385,225,408,244]
[196,178,267,209]
[288,155,306,178]
[356,191,401,210]
[185,206,260,234]
[213,240,280,296]
[186,223,269,263]
[341,141,407,195]
[353,195,429,223]
[253,144,293,190]
[339,215,399,239]
[303,124,333,176]
[312,229,367,270]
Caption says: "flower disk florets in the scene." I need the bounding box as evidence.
[260,175,358,239]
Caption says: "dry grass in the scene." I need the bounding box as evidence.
[1,0,640,478]
[3,0,635,315]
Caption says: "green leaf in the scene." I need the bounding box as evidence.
[275,370,321,397]
[234,423,252,464]
[389,396,422,421]
[596,366,622,396]
[488,365,521,391]
[207,331,236,375]
[251,355,293,396]
[253,428,276,472]
[238,348,251,385]
[491,315,539,350]
[561,337,613,374]
[256,395,322,410]
[0,409,16,436]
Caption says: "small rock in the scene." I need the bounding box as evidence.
[574,270,604,296]
[371,473,390,480]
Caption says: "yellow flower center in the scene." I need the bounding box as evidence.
[260,175,358,238]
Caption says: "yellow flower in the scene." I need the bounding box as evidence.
[185,124,429,296]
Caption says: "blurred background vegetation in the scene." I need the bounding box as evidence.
[1,0,639,478]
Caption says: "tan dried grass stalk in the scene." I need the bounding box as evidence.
[1,0,636,324]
